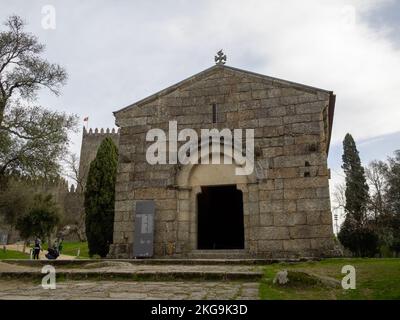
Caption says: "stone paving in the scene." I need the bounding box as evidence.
[0,260,261,299]
[0,280,259,300]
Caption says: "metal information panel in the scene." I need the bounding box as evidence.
[133,200,155,258]
[0,231,8,245]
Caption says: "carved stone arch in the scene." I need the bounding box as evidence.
[176,138,257,188]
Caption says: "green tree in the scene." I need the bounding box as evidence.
[0,16,77,185]
[384,150,400,254]
[338,216,379,257]
[338,133,378,256]
[0,179,34,227]
[84,137,118,257]
[385,150,400,215]
[16,194,60,244]
[341,133,370,222]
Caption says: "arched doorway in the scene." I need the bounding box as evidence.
[197,185,244,249]
[175,147,258,253]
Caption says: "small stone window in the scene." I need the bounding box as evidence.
[212,103,217,123]
[305,161,310,167]
[304,172,311,177]
[309,143,318,152]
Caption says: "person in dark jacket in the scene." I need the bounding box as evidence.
[33,238,41,259]
[45,244,60,260]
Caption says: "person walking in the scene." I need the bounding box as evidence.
[58,238,63,254]
[33,238,41,260]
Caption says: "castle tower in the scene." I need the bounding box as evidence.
[78,127,120,191]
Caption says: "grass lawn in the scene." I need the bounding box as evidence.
[60,241,90,258]
[0,242,90,259]
[259,258,400,300]
[0,249,30,259]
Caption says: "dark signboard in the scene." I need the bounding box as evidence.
[0,231,8,245]
[133,200,155,258]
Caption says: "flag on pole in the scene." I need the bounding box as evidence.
[83,116,89,130]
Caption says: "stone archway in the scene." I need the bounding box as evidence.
[175,148,254,254]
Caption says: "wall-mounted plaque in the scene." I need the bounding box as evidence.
[133,200,155,258]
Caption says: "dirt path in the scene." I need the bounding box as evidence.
[5,244,76,260]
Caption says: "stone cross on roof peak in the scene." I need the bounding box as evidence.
[214,50,227,65]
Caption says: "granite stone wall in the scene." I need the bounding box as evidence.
[109,65,338,259]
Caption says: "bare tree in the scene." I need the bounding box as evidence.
[0,16,77,183]
[0,16,67,124]
[64,153,84,193]
[61,152,87,241]
[331,182,346,233]
[332,182,346,211]
[366,160,388,220]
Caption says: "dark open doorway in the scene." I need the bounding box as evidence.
[197,185,244,249]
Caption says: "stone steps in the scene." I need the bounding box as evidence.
[2,256,316,267]
[186,249,252,259]
[0,270,263,281]
[0,261,263,281]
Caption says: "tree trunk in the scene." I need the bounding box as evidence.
[77,230,84,242]
[0,100,5,126]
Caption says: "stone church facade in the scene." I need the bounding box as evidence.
[108,63,338,259]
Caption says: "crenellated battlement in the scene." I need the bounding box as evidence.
[14,175,69,191]
[78,126,120,190]
[67,183,79,193]
[83,126,120,136]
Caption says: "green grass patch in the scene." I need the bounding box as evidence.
[59,241,90,258]
[0,249,30,260]
[259,258,400,300]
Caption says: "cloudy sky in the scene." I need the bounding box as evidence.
[1,0,399,221]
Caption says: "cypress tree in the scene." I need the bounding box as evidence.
[339,133,378,256]
[341,133,369,223]
[84,137,118,257]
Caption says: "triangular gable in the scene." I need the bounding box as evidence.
[113,64,335,154]
[113,64,333,115]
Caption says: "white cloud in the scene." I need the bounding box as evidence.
[1,0,399,157]
[189,0,400,144]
